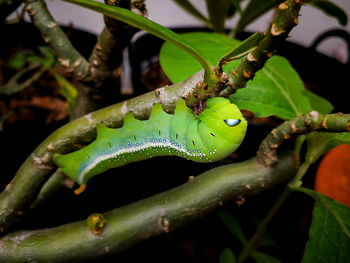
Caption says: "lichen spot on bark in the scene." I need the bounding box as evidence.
[87,213,107,235]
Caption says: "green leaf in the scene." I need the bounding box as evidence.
[236,0,283,33]
[229,56,333,120]
[7,53,28,70]
[309,0,348,26]
[304,132,350,164]
[160,32,241,83]
[251,251,281,263]
[61,0,214,83]
[302,89,333,114]
[220,248,236,263]
[218,32,264,67]
[296,188,350,263]
[51,71,77,112]
[26,55,41,64]
[172,0,212,28]
[219,211,247,245]
[205,0,234,33]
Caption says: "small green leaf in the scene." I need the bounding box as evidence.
[229,56,333,120]
[304,132,350,164]
[219,211,247,245]
[7,53,29,70]
[160,32,241,83]
[251,251,281,263]
[52,71,77,112]
[296,188,350,263]
[26,55,41,64]
[61,0,214,84]
[236,0,283,33]
[217,32,264,67]
[220,247,236,263]
[172,0,212,28]
[309,0,348,26]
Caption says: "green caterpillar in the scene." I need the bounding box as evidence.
[54,97,247,189]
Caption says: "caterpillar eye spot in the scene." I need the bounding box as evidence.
[224,119,241,127]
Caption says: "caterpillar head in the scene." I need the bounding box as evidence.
[199,97,247,152]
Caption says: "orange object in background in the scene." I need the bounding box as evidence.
[315,144,350,208]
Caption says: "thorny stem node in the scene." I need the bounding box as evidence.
[257,112,350,167]
[219,0,303,97]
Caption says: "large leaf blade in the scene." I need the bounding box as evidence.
[229,56,333,120]
[160,32,241,83]
[297,188,350,263]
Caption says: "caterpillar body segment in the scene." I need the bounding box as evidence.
[54,98,247,185]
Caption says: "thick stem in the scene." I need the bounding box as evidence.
[83,0,138,86]
[24,0,89,77]
[0,151,298,262]
[0,71,204,234]
[70,0,141,117]
[27,0,142,206]
[220,0,302,97]
[257,112,350,166]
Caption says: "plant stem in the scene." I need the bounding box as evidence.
[237,147,323,263]
[0,71,204,235]
[288,161,312,187]
[237,188,291,263]
[26,0,142,207]
[257,112,350,167]
[82,0,138,86]
[70,0,140,118]
[62,0,215,86]
[0,152,298,262]
[0,63,46,95]
[24,0,89,77]
[220,0,302,97]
